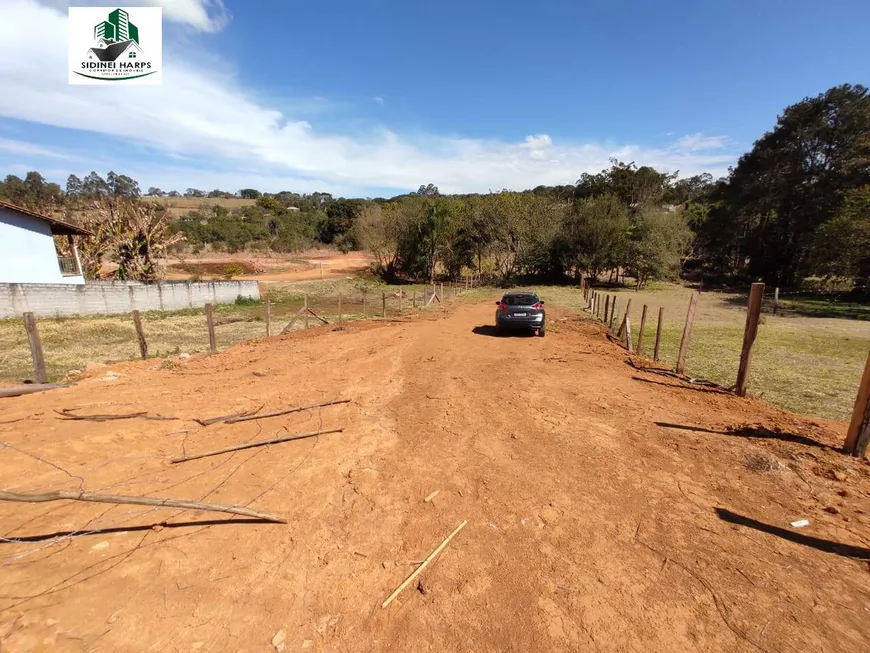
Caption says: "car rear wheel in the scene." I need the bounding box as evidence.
[538,324,546,337]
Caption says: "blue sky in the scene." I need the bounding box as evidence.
[0,0,867,196]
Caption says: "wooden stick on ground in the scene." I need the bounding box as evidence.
[56,409,147,422]
[0,490,286,523]
[195,404,264,426]
[382,520,468,608]
[171,427,343,463]
[224,398,351,424]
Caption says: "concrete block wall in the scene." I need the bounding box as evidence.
[0,280,260,319]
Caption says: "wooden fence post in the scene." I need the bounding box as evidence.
[636,305,649,357]
[204,303,216,352]
[382,292,387,318]
[735,282,765,396]
[22,312,48,384]
[304,293,310,329]
[412,290,417,308]
[132,310,148,359]
[617,299,632,338]
[610,298,618,330]
[604,295,610,324]
[338,293,343,324]
[774,287,780,316]
[654,307,664,362]
[844,351,870,456]
[624,315,633,353]
[675,291,700,375]
[265,301,271,337]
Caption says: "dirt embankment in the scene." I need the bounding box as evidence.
[1,303,869,652]
[160,251,373,282]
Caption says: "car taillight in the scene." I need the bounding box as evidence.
[498,303,508,311]
[531,302,542,309]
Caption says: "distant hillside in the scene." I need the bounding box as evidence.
[148,196,257,218]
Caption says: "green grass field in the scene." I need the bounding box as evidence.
[533,284,870,422]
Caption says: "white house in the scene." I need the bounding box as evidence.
[0,200,90,285]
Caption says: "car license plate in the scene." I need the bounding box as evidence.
[514,312,527,317]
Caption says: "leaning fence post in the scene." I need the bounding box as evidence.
[654,307,664,362]
[132,309,148,359]
[304,293,310,329]
[675,291,700,375]
[845,351,870,456]
[624,315,633,353]
[736,282,765,396]
[636,305,649,357]
[617,299,632,338]
[204,303,217,352]
[22,312,48,384]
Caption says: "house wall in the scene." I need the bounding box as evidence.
[0,280,260,319]
[0,207,84,285]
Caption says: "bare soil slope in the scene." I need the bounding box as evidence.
[1,303,869,652]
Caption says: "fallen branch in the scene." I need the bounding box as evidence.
[194,404,265,426]
[171,427,343,463]
[55,408,179,422]
[55,408,147,422]
[381,520,467,608]
[224,398,351,424]
[0,384,66,399]
[0,490,285,523]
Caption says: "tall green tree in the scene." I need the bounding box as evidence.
[704,84,870,284]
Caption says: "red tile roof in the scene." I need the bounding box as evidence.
[0,199,92,236]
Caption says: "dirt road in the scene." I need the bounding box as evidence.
[1,302,869,652]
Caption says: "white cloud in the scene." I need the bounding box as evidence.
[36,0,229,31]
[373,96,385,105]
[0,137,76,160]
[675,133,728,151]
[1,1,736,194]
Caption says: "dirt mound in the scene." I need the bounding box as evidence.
[169,260,266,276]
[1,303,868,652]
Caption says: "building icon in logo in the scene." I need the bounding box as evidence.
[94,9,140,45]
[87,8,144,63]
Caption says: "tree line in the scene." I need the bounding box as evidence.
[0,83,867,289]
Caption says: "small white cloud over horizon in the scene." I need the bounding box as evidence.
[1,1,737,195]
[675,133,728,151]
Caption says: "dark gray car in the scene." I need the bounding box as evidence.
[495,290,546,336]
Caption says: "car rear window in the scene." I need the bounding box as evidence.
[503,294,538,306]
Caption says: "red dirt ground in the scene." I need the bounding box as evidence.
[1,302,869,652]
